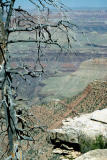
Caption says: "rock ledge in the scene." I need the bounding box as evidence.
[48,108,107,152]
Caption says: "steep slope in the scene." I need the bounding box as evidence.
[25,80,107,159]
[51,80,107,129]
[0,80,106,159]
[68,80,107,115]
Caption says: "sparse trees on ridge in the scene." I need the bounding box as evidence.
[0,0,74,159]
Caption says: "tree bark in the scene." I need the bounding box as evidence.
[0,2,22,159]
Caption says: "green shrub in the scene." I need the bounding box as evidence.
[80,135,107,153]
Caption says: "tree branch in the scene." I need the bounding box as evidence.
[7,39,62,50]
[5,0,15,37]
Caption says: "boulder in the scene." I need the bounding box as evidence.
[75,149,107,160]
[48,109,107,152]
[91,109,107,124]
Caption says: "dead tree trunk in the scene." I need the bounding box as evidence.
[0,0,74,159]
[0,2,22,159]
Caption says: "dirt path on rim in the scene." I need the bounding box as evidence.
[49,85,92,130]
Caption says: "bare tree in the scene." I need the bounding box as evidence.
[0,0,75,159]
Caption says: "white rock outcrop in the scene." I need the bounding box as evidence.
[75,149,107,160]
[48,109,107,147]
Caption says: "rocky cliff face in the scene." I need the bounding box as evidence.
[48,108,107,159]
